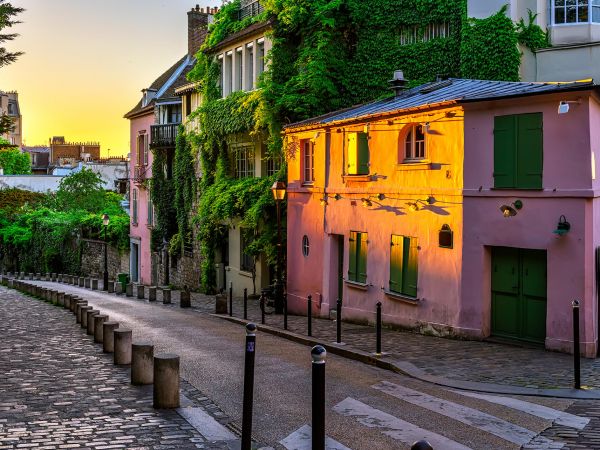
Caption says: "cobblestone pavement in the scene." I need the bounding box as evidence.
[0,286,235,450]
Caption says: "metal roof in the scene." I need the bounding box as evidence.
[286,78,596,130]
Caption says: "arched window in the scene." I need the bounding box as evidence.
[403,125,426,161]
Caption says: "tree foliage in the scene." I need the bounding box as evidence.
[0,146,31,174]
[55,167,106,212]
[0,0,24,68]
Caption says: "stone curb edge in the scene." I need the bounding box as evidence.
[211,314,600,401]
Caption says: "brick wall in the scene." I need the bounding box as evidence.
[187,6,212,57]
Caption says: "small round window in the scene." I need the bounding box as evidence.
[302,235,310,257]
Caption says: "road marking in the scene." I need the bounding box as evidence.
[333,397,472,450]
[280,424,352,450]
[450,390,589,430]
[373,381,562,448]
[177,407,237,441]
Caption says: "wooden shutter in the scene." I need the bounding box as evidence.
[516,113,543,189]
[348,232,357,282]
[493,115,517,188]
[389,235,404,293]
[357,232,368,283]
[347,133,358,175]
[403,237,418,298]
[357,132,370,175]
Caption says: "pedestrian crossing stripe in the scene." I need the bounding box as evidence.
[280,424,352,450]
[372,381,563,448]
[449,390,590,430]
[333,397,472,450]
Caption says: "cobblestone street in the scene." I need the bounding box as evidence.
[0,286,233,449]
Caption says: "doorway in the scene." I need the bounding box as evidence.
[130,241,140,283]
[491,247,547,345]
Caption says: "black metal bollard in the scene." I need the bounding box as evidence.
[229,282,233,317]
[243,288,248,320]
[336,298,342,344]
[260,294,265,325]
[284,296,288,330]
[308,295,312,337]
[376,301,382,355]
[312,345,326,450]
[573,300,581,389]
[241,323,256,450]
[411,440,433,450]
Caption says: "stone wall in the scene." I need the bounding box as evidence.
[80,239,129,279]
[154,225,203,290]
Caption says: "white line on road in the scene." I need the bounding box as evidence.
[450,390,590,430]
[279,424,352,450]
[333,397,473,450]
[373,381,563,448]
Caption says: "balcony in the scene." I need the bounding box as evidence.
[134,165,149,185]
[150,123,180,148]
[240,0,263,19]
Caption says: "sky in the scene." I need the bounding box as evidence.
[0,0,214,156]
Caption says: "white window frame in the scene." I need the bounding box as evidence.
[403,125,426,161]
[552,0,600,25]
[235,145,255,178]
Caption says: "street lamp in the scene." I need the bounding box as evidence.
[271,181,287,314]
[102,214,109,290]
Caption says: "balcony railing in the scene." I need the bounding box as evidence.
[134,165,148,184]
[150,123,180,148]
[239,0,263,19]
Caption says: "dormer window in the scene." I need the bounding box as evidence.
[553,0,600,24]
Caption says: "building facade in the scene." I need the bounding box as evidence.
[21,146,50,174]
[0,91,22,146]
[49,137,101,166]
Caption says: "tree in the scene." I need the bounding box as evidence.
[55,167,106,212]
[0,1,24,68]
[0,115,14,138]
[0,146,31,174]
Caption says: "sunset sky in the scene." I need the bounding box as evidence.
[0,0,213,156]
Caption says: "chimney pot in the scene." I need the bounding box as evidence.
[389,70,408,97]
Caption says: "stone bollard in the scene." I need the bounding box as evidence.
[137,284,145,300]
[35,273,40,280]
[19,271,25,279]
[131,342,154,385]
[92,279,98,290]
[70,296,82,313]
[114,329,132,365]
[115,282,123,295]
[79,277,84,287]
[107,281,115,294]
[75,301,88,323]
[63,294,71,309]
[126,283,133,297]
[148,287,157,302]
[52,273,57,282]
[80,306,93,328]
[94,314,109,343]
[163,289,171,305]
[84,278,91,289]
[57,292,65,307]
[153,354,180,409]
[180,290,191,308]
[28,272,33,280]
[8,279,14,288]
[215,293,228,314]
[87,310,100,335]
[45,273,50,281]
[103,321,119,353]
[51,290,58,304]
[58,274,63,283]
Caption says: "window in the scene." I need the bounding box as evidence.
[400,22,451,45]
[147,198,153,226]
[494,113,543,189]
[225,52,233,97]
[185,94,192,118]
[347,132,369,175]
[302,140,314,183]
[235,145,255,178]
[403,125,426,161]
[257,41,265,77]
[235,48,243,91]
[246,44,254,90]
[265,156,281,176]
[240,229,254,272]
[553,0,600,24]
[168,105,181,124]
[137,134,148,166]
[390,235,418,298]
[132,189,138,224]
[302,235,310,257]
[348,231,367,283]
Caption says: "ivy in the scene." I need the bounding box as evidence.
[150,148,177,249]
[516,10,550,52]
[173,128,197,254]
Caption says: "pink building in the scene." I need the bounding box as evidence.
[124,5,212,285]
[284,75,600,356]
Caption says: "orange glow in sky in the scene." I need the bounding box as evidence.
[0,0,212,156]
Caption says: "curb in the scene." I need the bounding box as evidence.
[212,314,600,400]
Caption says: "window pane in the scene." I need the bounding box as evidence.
[405,129,413,159]
[555,0,566,6]
[555,7,566,22]
[566,5,577,22]
[579,4,589,21]
[593,5,600,21]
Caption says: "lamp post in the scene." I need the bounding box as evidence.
[102,214,110,291]
[271,181,287,314]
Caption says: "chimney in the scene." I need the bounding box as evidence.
[188,4,211,57]
[389,70,408,97]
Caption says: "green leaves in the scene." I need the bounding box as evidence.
[55,168,106,212]
[0,147,31,174]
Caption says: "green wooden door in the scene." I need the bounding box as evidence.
[491,247,547,344]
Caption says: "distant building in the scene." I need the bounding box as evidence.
[0,91,22,146]
[51,159,129,193]
[21,146,50,174]
[49,136,101,165]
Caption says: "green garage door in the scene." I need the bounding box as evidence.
[491,247,547,345]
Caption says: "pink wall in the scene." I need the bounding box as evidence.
[129,113,155,285]
[462,92,598,356]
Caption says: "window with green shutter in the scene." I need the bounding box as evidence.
[347,132,370,175]
[493,113,543,189]
[348,231,368,283]
[390,235,418,297]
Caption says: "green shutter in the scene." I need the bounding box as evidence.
[357,232,368,283]
[357,132,369,175]
[516,113,543,189]
[403,237,418,298]
[494,115,517,188]
[389,235,404,293]
[348,232,357,282]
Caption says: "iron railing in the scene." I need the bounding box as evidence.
[150,123,180,148]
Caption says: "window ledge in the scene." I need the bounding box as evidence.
[302,182,315,187]
[343,174,372,182]
[345,280,369,290]
[239,270,253,278]
[383,289,420,305]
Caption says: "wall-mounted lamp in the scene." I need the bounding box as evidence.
[499,200,523,218]
[377,193,386,201]
[361,198,372,208]
[558,99,581,115]
[320,196,328,206]
[553,215,571,236]
[334,194,342,201]
[408,202,420,212]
